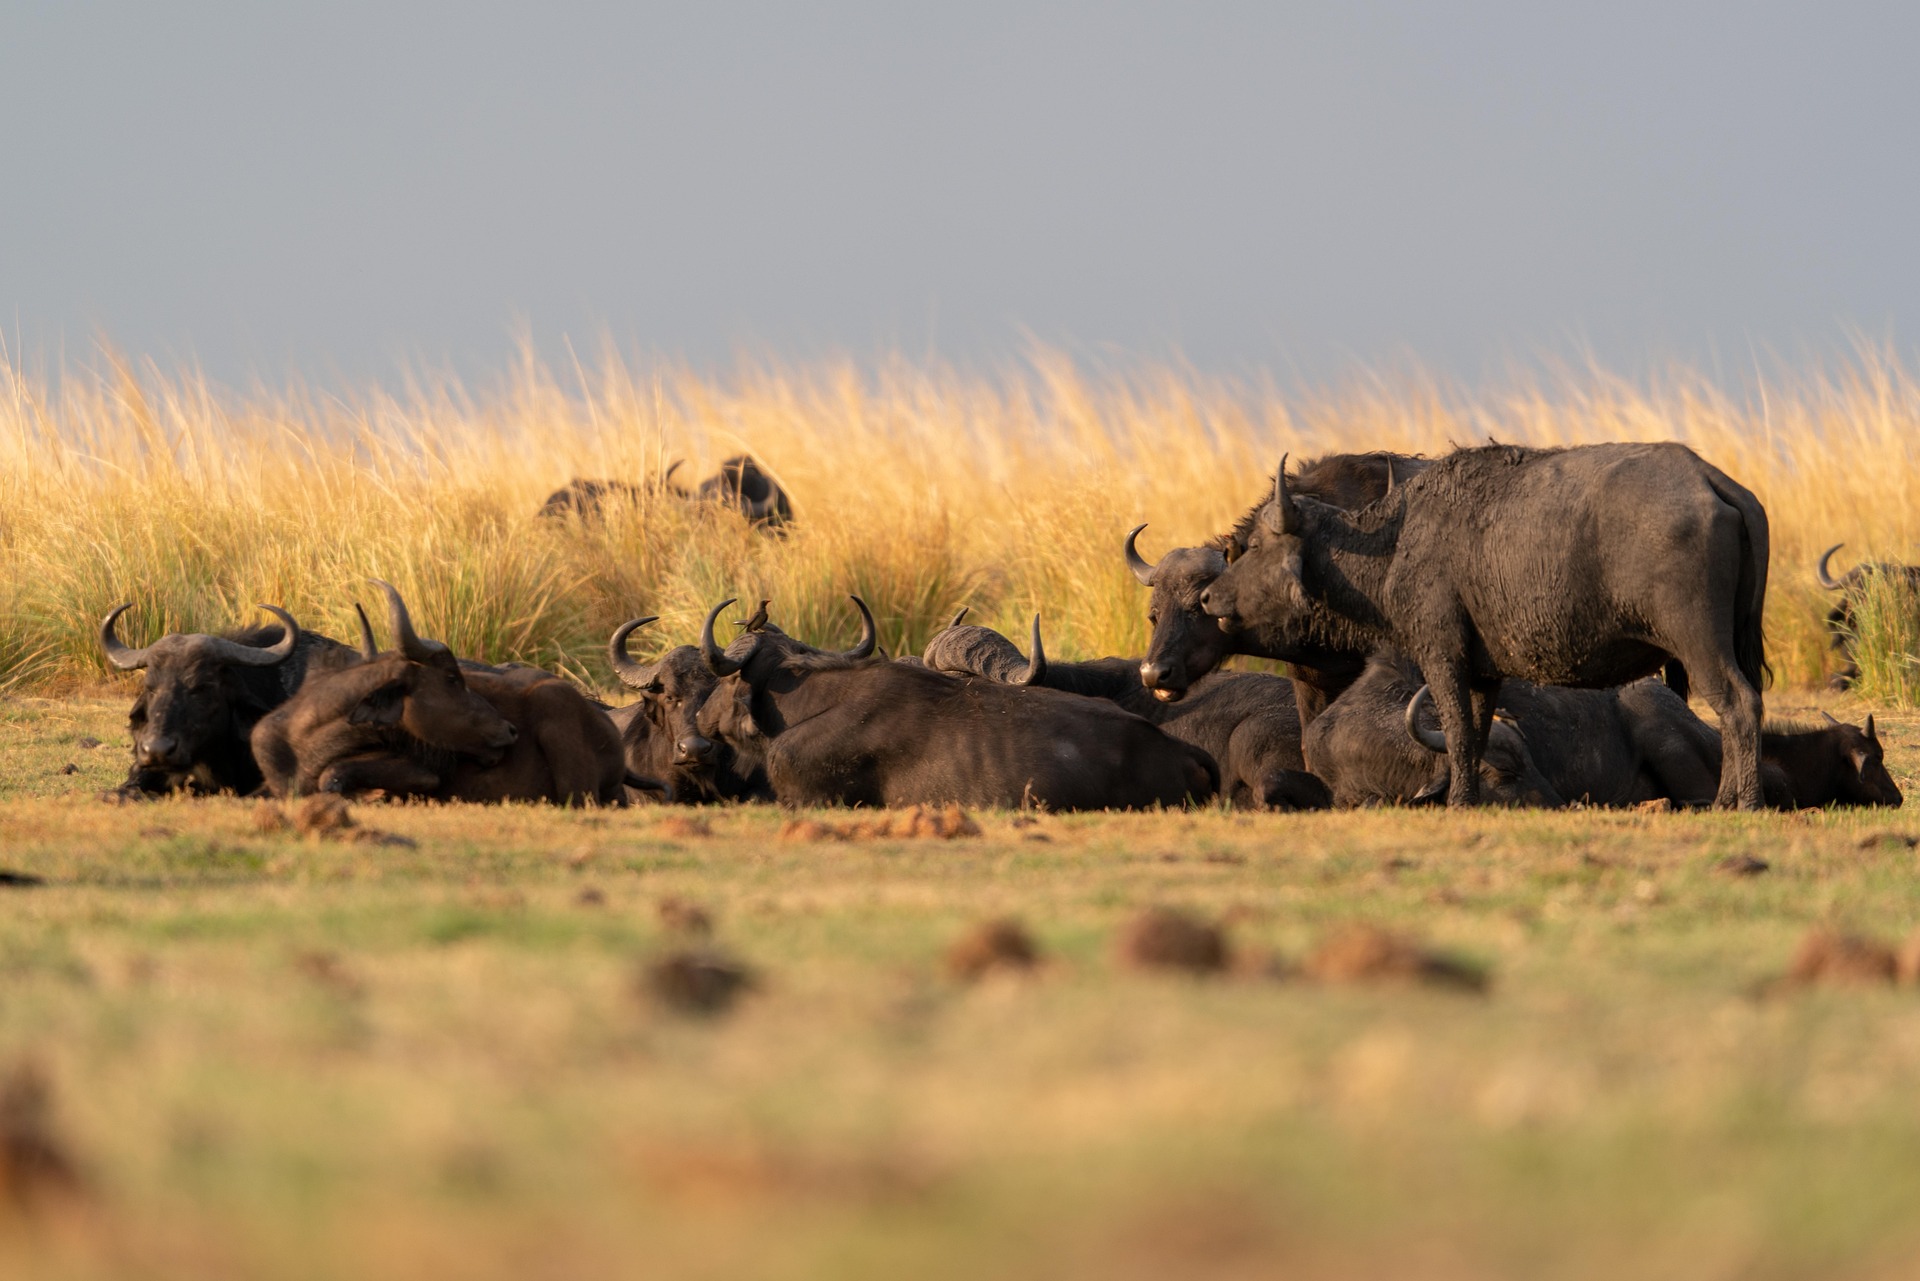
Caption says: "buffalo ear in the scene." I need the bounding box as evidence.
[1866,713,1877,742]
[348,679,408,727]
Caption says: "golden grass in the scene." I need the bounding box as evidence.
[4,343,1919,694]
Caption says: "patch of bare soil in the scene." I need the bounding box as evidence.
[1115,907,1229,975]
[945,918,1040,981]
[1302,923,1489,993]
[782,804,982,842]
[640,948,756,1017]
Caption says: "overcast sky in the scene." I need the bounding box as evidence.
[6,3,1918,390]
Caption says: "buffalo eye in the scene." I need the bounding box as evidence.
[1147,611,1159,626]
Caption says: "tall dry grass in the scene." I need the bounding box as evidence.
[2,344,1918,698]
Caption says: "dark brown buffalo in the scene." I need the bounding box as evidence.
[1303,655,1564,808]
[1753,713,1901,808]
[1128,451,1432,725]
[921,610,1327,810]
[694,599,1217,811]
[102,603,361,797]
[539,455,791,530]
[606,617,771,803]
[252,585,630,805]
[1203,443,1771,809]
[1816,544,1920,690]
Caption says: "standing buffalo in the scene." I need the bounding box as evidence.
[922,611,1328,810]
[101,604,361,797]
[252,583,632,805]
[1127,451,1431,724]
[538,454,791,530]
[1201,443,1771,809]
[695,599,1217,811]
[606,617,771,803]
[1815,544,1920,690]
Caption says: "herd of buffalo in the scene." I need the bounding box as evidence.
[96,442,1912,814]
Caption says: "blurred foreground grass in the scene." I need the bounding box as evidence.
[3,693,1920,1279]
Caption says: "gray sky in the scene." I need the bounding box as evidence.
[6,2,1918,390]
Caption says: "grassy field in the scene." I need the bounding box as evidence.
[3,347,1919,698]
[4,688,1920,1280]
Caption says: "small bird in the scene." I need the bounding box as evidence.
[737,600,772,633]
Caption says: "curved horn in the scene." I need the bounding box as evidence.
[1261,454,1297,536]
[353,603,379,661]
[608,616,664,689]
[1816,543,1847,591]
[1014,614,1048,686]
[1404,685,1449,754]
[1821,709,1842,727]
[99,603,153,671]
[842,596,878,660]
[371,579,447,663]
[662,459,686,492]
[947,606,969,630]
[700,599,743,676]
[199,604,302,667]
[1124,523,1158,586]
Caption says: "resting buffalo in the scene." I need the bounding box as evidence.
[606,617,771,803]
[1202,443,1771,809]
[1755,712,1901,809]
[252,584,632,805]
[1128,450,1431,725]
[1303,655,1563,808]
[539,455,791,530]
[921,610,1328,810]
[102,604,361,797]
[694,599,1217,811]
[1815,544,1920,690]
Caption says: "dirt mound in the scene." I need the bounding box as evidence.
[0,1060,87,1216]
[945,918,1040,981]
[1115,907,1229,975]
[1782,928,1899,987]
[252,796,415,848]
[641,948,756,1017]
[781,805,982,842]
[1303,924,1488,992]
[657,896,714,937]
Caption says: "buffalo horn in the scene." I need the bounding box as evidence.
[1405,685,1449,754]
[1261,454,1298,536]
[609,616,664,689]
[842,596,878,660]
[1124,523,1158,586]
[1820,710,1842,727]
[947,606,969,630]
[371,579,448,662]
[202,605,302,667]
[353,603,379,661]
[700,599,743,676]
[1816,544,1847,591]
[1013,614,1047,686]
[99,603,152,670]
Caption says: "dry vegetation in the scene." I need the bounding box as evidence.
[3,344,1918,697]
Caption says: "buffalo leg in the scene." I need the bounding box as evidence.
[1422,660,1484,806]
[317,754,444,800]
[1689,658,1764,810]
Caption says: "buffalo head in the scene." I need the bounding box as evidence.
[1405,685,1563,808]
[1125,524,1234,701]
[102,603,302,774]
[347,581,518,763]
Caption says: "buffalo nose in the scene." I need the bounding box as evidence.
[137,735,183,767]
[675,735,715,765]
[1139,660,1167,689]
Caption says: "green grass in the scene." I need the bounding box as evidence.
[2,692,1920,1279]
